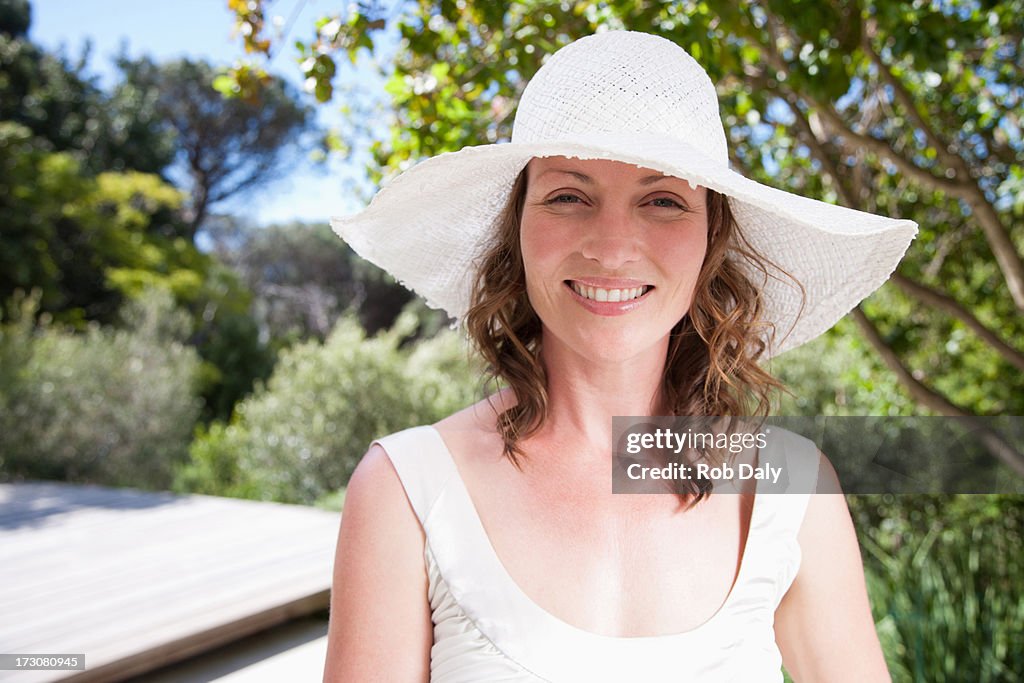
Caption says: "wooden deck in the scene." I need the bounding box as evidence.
[0,481,340,682]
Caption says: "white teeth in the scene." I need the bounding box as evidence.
[571,283,649,302]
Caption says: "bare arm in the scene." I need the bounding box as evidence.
[323,444,433,682]
[775,452,890,682]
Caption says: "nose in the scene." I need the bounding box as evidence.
[579,206,641,270]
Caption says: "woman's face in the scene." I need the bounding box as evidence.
[520,156,709,364]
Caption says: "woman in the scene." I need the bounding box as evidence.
[323,31,916,682]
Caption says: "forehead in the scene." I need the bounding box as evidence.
[526,156,702,193]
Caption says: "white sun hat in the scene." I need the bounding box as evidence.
[331,30,917,357]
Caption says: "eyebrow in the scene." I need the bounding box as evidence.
[536,168,673,186]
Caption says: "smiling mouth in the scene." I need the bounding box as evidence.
[565,281,654,303]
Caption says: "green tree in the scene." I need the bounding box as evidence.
[0,2,174,175]
[1,8,283,424]
[0,121,272,419]
[205,217,421,341]
[117,57,314,238]
[0,0,29,37]
[1,120,195,321]
[228,0,1024,472]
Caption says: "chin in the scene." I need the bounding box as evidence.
[559,327,670,366]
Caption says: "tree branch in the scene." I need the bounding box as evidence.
[851,307,1024,476]
[860,19,965,173]
[855,21,1024,310]
[965,196,1024,310]
[758,4,964,194]
[776,87,1024,375]
[812,103,965,194]
[774,88,857,207]
[890,273,1024,373]
[758,5,1024,310]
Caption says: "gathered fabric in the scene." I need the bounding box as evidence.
[374,425,820,683]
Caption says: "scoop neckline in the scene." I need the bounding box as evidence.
[425,424,766,643]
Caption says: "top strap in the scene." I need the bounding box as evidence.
[750,426,821,609]
[764,425,821,493]
[374,425,458,528]
[757,426,821,531]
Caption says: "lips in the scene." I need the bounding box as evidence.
[562,280,655,316]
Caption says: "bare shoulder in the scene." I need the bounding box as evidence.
[339,442,423,536]
[322,443,431,681]
[810,448,843,494]
[433,389,512,464]
[348,442,411,504]
[434,388,513,434]
[774,448,890,682]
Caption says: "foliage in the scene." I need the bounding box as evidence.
[204,217,424,341]
[229,0,1024,469]
[0,13,173,175]
[93,188,274,422]
[2,121,223,310]
[0,121,197,323]
[1,22,281,421]
[191,284,276,422]
[0,0,29,38]
[0,130,271,420]
[116,56,314,237]
[0,289,202,489]
[222,0,380,103]
[2,5,312,229]
[771,317,918,416]
[83,174,274,421]
[175,310,482,504]
[851,494,1024,682]
[0,122,116,321]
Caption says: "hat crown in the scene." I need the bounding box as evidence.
[511,31,729,165]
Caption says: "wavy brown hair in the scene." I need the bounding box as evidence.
[464,166,803,498]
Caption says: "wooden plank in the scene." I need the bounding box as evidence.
[6,541,331,649]
[0,482,340,683]
[2,513,330,635]
[139,616,329,683]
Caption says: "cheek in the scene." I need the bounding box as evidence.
[662,227,709,292]
[520,217,565,284]
[667,225,708,266]
[685,231,710,273]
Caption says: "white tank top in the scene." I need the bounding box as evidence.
[374,425,819,682]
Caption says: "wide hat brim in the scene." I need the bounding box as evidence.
[331,131,917,357]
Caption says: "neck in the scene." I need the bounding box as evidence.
[524,330,669,465]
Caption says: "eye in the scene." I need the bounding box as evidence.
[546,193,586,205]
[648,196,687,210]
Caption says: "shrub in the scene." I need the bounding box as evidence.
[851,494,1023,682]
[176,311,482,504]
[0,289,202,488]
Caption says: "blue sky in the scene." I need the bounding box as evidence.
[28,0,385,226]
